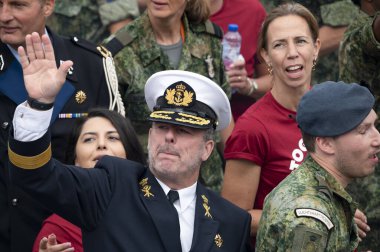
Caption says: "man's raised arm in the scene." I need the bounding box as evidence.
[13,32,72,141]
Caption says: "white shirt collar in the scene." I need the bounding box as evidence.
[156,178,197,213]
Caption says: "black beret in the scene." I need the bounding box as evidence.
[297,81,374,137]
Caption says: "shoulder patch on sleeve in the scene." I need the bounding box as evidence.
[292,225,328,252]
[295,208,334,230]
[103,29,135,56]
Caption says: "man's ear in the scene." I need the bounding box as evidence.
[43,0,55,17]
[201,140,214,162]
[147,127,153,150]
[315,136,335,155]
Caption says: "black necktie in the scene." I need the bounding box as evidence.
[167,190,179,204]
[167,190,182,251]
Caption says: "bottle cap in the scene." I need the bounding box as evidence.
[228,24,238,32]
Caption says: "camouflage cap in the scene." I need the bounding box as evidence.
[297,81,374,137]
[145,70,231,131]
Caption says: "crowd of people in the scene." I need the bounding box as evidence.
[0,0,379,251]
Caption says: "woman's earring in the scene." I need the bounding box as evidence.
[267,64,273,76]
[312,58,317,71]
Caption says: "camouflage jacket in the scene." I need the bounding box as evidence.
[256,156,359,252]
[261,0,356,25]
[47,0,139,44]
[298,0,358,84]
[110,13,230,134]
[339,11,380,96]
[339,11,380,251]
[112,12,229,135]
[109,12,230,192]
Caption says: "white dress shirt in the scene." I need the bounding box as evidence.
[157,179,197,252]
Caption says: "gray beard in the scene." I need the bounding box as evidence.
[147,149,202,184]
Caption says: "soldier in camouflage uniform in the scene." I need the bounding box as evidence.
[339,1,380,250]
[256,82,379,251]
[47,0,140,44]
[104,0,231,193]
[259,0,358,84]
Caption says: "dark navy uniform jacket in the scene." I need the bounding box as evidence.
[0,28,110,251]
[8,131,252,252]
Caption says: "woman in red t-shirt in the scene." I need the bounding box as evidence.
[221,3,320,248]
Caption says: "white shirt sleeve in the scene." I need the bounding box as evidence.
[13,101,53,142]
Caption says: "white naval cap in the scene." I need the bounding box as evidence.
[145,70,231,131]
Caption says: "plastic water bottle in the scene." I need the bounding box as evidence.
[222,24,242,70]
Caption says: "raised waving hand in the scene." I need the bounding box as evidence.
[18,32,73,104]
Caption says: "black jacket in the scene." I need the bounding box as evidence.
[0,28,110,251]
[8,130,252,252]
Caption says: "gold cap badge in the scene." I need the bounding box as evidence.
[165,82,194,107]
